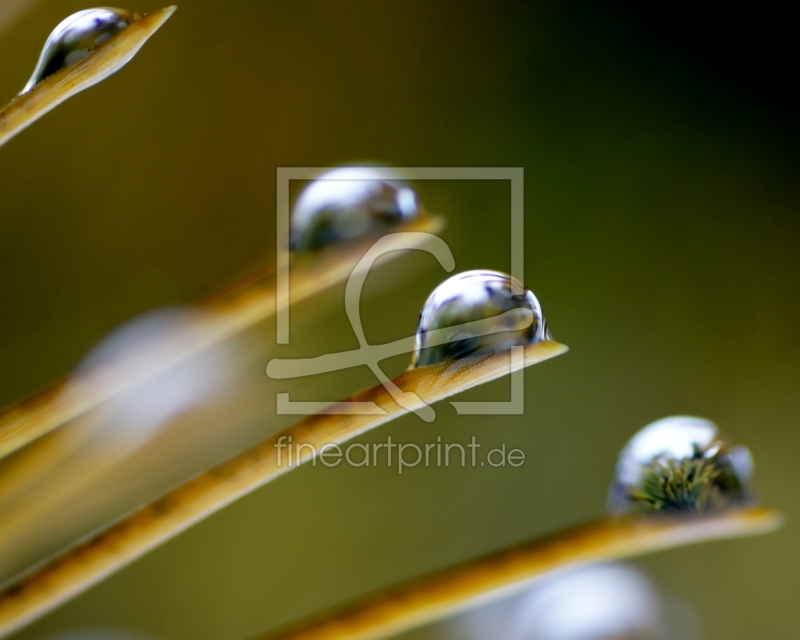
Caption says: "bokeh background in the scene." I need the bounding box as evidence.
[0,1,798,638]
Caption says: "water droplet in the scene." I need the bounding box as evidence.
[608,416,756,516]
[290,166,419,252]
[504,564,699,640]
[22,8,137,93]
[68,308,234,451]
[412,270,549,368]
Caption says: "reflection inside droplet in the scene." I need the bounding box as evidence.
[289,166,419,252]
[22,8,137,93]
[608,416,756,516]
[412,269,549,368]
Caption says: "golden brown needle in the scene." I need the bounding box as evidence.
[0,216,443,461]
[0,7,176,148]
[0,339,566,638]
[259,507,781,640]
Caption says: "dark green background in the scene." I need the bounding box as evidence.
[0,1,797,638]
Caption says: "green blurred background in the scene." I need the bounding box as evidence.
[0,1,798,638]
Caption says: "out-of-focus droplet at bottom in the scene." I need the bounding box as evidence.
[504,564,700,640]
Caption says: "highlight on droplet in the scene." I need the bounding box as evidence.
[289,166,420,253]
[412,269,550,368]
[608,416,757,516]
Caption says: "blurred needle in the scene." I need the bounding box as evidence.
[0,338,566,637]
[0,0,39,38]
[258,507,781,640]
[0,215,443,461]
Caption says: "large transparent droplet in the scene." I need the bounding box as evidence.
[412,270,549,368]
[608,416,756,516]
[22,8,137,93]
[289,166,419,252]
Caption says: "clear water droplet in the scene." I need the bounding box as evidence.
[289,166,419,252]
[608,416,756,516]
[412,270,549,368]
[22,8,137,93]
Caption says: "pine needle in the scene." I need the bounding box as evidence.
[0,6,176,148]
[0,339,567,637]
[0,215,444,461]
[0,0,38,38]
[259,507,781,640]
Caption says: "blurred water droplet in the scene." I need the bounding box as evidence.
[75,307,186,373]
[68,307,233,452]
[290,166,419,252]
[412,270,549,368]
[608,416,756,516]
[22,7,137,93]
[504,564,700,640]
[0,308,246,582]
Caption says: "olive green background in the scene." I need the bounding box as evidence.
[1,1,798,638]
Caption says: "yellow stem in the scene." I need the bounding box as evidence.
[0,7,176,148]
[0,0,38,38]
[0,216,443,461]
[0,339,566,638]
[259,507,781,640]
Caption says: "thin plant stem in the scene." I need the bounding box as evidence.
[258,507,782,640]
[0,6,176,148]
[0,0,38,38]
[0,216,443,461]
[0,339,567,638]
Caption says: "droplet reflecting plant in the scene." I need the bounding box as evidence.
[608,416,756,516]
[22,8,138,93]
[413,270,549,367]
[289,166,419,252]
